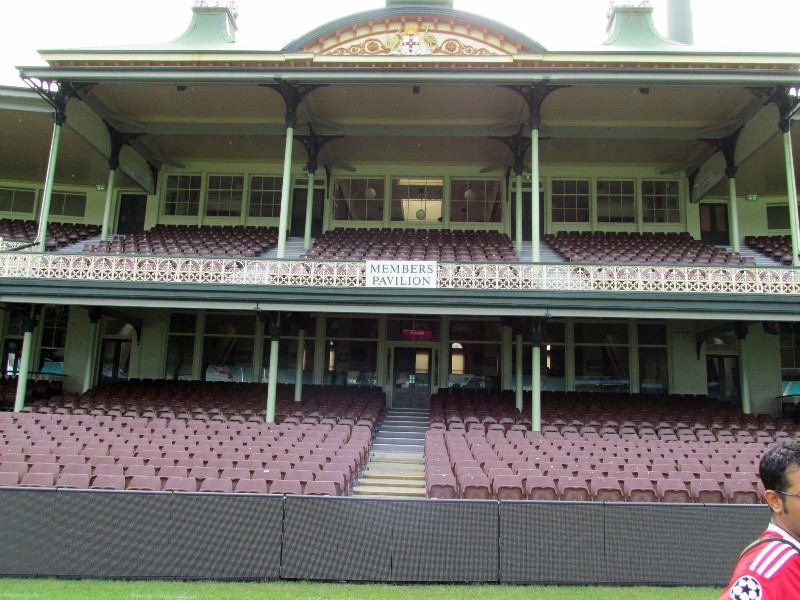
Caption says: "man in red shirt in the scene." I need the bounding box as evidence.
[719,441,800,599]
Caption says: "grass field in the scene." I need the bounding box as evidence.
[0,579,723,600]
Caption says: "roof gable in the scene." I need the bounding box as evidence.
[283,5,546,55]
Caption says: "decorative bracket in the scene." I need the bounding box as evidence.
[261,81,325,129]
[489,127,532,176]
[770,86,800,134]
[295,126,343,175]
[503,84,568,130]
[699,128,742,179]
[23,79,72,126]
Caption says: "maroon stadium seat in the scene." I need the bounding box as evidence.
[723,479,760,504]
[426,473,458,499]
[524,475,559,500]
[589,476,624,502]
[690,479,725,503]
[199,477,234,493]
[458,474,492,499]
[557,476,590,501]
[622,478,658,502]
[656,479,691,503]
[162,476,198,492]
[126,475,163,491]
[234,479,268,493]
[269,479,303,495]
[492,474,525,500]
[55,473,91,489]
[304,480,339,496]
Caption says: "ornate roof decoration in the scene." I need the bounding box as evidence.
[283,5,547,55]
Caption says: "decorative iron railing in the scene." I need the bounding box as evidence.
[1,251,799,295]
[0,238,34,251]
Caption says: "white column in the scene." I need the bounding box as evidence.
[266,338,280,422]
[515,174,523,256]
[501,326,512,391]
[783,129,800,266]
[294,329,305,402]
[100,169,117,243]
[531,128,540,263]
[728,177,740,253]
[376,315,388,389]
[277,126,295,258]
[738,328,751,415]
[303,172,315,251]
[440,316,450,392]
[253,316,265,383]
[629,320,640,395]
[82,312,101,392]
[36,121,63,253]
[531,345,541,432]
[13,309,38,412]
[313,314,326,385]
[565,318,575,392]
[192,312,205,381]
[515,333,523,412]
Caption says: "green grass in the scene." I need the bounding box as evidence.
[0,579,723,600]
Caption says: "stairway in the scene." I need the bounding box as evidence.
[261,237,306,259]
[519,241,563,263]
[730,245,776,267]
[351,407,428,498]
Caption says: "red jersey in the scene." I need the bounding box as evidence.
[720,524,800,600]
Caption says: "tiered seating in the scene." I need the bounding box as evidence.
[745,235,795,265]
[0,381,385,495]
[301,228,518,262]
[0,219,100,251]
[545,231,754,265]
[0,377,63,409]
[82,225,278,258]
[425,390,798,503]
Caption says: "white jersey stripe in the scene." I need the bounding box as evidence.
[751,542,782,573]
[754,543,789,576]
[763,546,798,579]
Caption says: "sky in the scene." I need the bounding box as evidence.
[0,0,797,87]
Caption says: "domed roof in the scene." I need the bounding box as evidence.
[282,2,547,56]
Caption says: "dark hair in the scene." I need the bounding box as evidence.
[759,441,800,492]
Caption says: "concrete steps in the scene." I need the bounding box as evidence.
[261,237,307,259]
[732,245,777,267]
[351,408,428,498]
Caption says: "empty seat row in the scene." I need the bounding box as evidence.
[0,218,100,251]
[544,231,754,266]
[745,234,796,265]
[82,225,278,258]
[301,228,518,262]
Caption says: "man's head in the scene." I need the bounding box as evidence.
[760,441,800,539]
[760,441,800,494]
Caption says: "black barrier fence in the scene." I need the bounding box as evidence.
[0,488,769,585]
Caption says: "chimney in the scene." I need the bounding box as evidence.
[171,5,238,47]
[604,3,684,49]
[667,0,694,45]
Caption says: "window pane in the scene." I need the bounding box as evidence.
[391,177,443,223]
[596,179,635,223]
[249,176,282,218]
[450,179,502,223]
[551,179,590,223]
[205,175,243,217]
[640,347,668,394]
[767,205,791,230]
[164,174,201,216]
[642,180,681,223]
[574,322,629,344]
[331,178,385,221]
